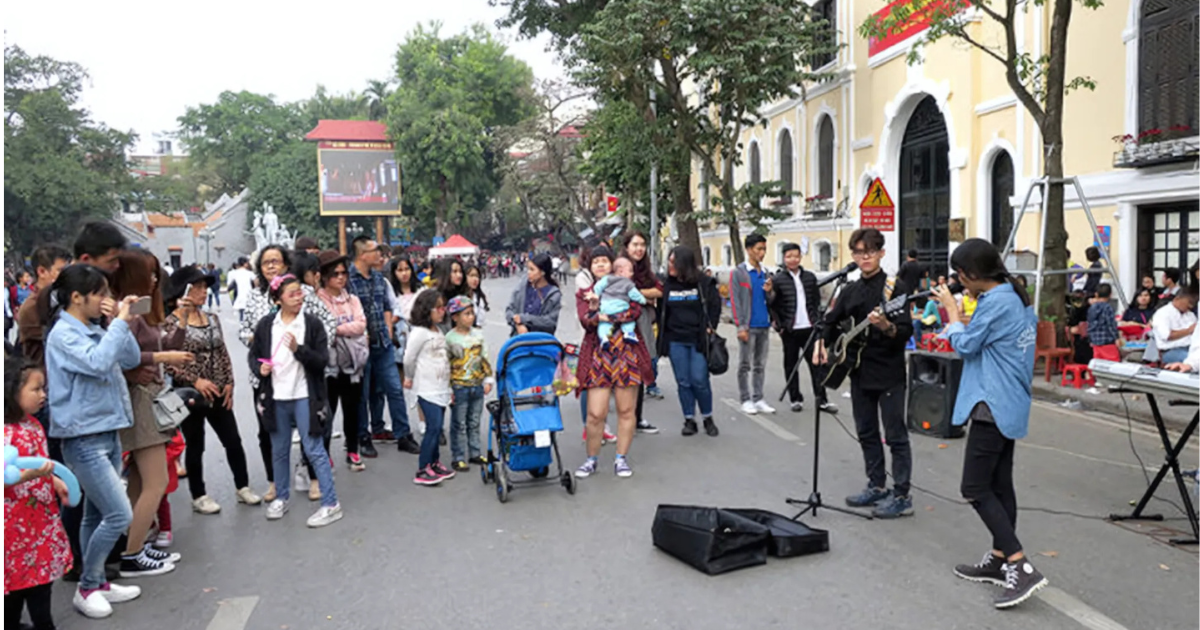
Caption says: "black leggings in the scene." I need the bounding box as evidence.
[6,582,55,630]
[181,403,251,499]
[961,419,1021,557]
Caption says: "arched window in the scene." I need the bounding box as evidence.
[1139,0,1199,135]
[817,116,835,200]
[778,129,794,202]
[776,241,791,266]
[703,246,712,266]
[722,244,732,266]
[749,142,762,186]
[811,0,837,69]
[990,151,1015,249]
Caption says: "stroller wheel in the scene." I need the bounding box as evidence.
[563,471,577,495]
[530,466,550,479]
[480,464,490,484]
[496,479,509,503]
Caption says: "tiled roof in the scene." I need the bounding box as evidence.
[305,120,389,142]
[145,213,187,227]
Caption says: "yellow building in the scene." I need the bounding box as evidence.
[696,0,1198,294]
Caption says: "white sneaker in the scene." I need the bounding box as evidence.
[154,531,173,548]
[236,486,262,505]
[265,499,289,520]
[306,503,344,528]
[741,401,759,415]
[754,400,776,414]
[74,589,113,618]
[332,429,343,439]
[191,495,221,514]
[97,582,141,603]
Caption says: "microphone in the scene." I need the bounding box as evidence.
[817,262,858,287]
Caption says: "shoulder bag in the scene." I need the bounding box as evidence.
[140,327,191,432]
[696,279,729,375]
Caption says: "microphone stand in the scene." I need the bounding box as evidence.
[784,273,874,521]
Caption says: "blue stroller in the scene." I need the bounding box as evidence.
[481,332,577,502]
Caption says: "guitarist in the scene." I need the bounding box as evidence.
[815,228,915,519]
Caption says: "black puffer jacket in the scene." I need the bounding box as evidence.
[768,266,819,332]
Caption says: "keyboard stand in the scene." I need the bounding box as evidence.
[1108,389,1199,545]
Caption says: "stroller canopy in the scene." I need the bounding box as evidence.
[496,332,563,394]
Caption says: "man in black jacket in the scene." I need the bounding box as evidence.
[767,243,834,413]
[816,228,915,519]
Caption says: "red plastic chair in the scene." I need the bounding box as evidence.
[1034,321,1071,382]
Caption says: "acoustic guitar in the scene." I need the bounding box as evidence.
[822,293,911,390]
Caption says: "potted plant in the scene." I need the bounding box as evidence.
[1113,134,1136,163]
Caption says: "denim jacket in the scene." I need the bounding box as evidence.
[941,283,1038,439]
[45,313,142,439]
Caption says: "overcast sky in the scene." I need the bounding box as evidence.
[6,0,566,153]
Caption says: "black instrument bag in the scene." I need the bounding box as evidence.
[652,505,770,575]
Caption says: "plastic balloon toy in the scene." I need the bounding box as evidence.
[3,444,81,507]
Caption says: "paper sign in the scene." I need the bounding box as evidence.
[534,430,551,448]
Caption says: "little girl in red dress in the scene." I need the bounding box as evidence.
[5,358,72,630]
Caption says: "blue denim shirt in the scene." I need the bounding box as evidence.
[45,313,141,439]
[941,283,1038,439]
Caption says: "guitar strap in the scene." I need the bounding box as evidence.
[882,277,896,305]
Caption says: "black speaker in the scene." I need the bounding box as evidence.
[906,350,965,438]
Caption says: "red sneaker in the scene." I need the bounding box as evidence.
[431,461,456,480]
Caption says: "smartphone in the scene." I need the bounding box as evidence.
[129,296,152,316]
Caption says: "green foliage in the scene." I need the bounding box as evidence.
[4,45,136,257]
[246,141,338,241]
[386,22,535,237]
[299,85,369,130]
[176,91,306,194]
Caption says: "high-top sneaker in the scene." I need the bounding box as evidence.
[994,559,1049,609]
[953,551,1006,585]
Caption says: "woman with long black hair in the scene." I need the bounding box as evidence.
[621,231,663,433]
[933,238,1047,609]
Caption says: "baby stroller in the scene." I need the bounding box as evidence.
[481,332,577,502]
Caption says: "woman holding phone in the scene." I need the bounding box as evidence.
[164,266,261,516]
[109,250,192,577]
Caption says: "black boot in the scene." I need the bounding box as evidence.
[681,419,698,436]
[703,417,719,437]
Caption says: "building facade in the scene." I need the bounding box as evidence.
[697,0,1198,294]
[111,189,256,271]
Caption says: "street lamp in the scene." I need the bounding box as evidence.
[197,228,217,266]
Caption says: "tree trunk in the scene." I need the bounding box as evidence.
[1040,124,1069,327]
[722,158,745,265]
[437,176,449,239]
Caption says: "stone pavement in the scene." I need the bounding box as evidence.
[43,276,1198,630]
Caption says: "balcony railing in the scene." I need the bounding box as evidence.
[804,197,835,218]
[1113,137,1200,168]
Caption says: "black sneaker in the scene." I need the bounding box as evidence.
[845,486,890,508]
[994,560,1049,609]
[467,455,488,465]
[360,438,379,459]
[636,420,660,434]
[119,552,175,578]
[681,419,698,436]
[397,435,421,454]
[818,401,839,414]
[413,466,442,486]
[438,432,447,446]
[371,430,396,443]
[141,544,181,564]
[954,551,1006,585]
[703,417,719,437]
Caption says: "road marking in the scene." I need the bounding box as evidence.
[720,398,805,444]
[1020,441,1155,473]
[205,596,259,630]
[1039,587,1131,630]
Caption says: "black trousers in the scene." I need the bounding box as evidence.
[254,386,273,483]
[960,420,1021,556]
[849,380,911,496]
[6,582,55,630]
[180,403,251,499]
[780,328,827,405]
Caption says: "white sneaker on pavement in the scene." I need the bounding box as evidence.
[236,486,262,505]
[97,582,141,603]
[74,589,113,618]
[265,499,289,520]
[307,503,344,528]
[741,401,759,415]
[191,495,221,514]
[755,400,776,414]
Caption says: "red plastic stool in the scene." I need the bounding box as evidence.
[1061,364,1095,389]
[931,337,954,353]
[921,333,939,351]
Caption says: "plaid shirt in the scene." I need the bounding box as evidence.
[347,264,392,347]
[1086,301,1119,346]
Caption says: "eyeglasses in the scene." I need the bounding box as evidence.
[330,271,348,278]
[434,305,446,311]
[851,249,880,258]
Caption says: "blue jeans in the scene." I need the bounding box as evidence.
[60,432,132,590]
[669,341,713,418]
[450,385,484,461]
[1162,347,1189,364]
[359,344,411,440]
[417,398,445,469]
[270,399,337,508]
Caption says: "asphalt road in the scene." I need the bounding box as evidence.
[44,275,1199,630]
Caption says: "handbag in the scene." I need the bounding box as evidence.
[142,332,189,431]
[696,279,729,375]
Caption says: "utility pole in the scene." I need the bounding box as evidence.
[649,84,658,272]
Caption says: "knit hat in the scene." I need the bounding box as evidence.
[447,295,474,316]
